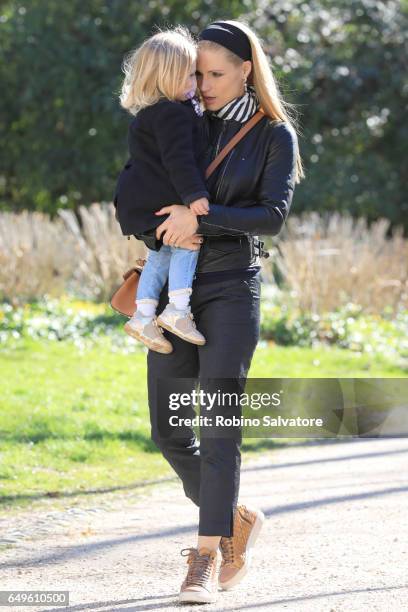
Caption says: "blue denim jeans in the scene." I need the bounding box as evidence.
[136,245,199,304]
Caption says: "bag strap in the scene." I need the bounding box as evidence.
[205,110,265,179]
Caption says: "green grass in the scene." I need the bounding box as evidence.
[0,337,405,509]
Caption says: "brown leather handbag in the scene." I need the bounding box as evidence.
[110,110,265,318]
[110,258,146,317]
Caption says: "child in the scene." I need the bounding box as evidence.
[115,27,210,354]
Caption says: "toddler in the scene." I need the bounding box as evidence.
[114,27,209,353]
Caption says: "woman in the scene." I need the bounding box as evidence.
[147,20,304,604]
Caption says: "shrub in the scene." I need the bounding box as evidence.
[263,213,408,315]
[0,204,146,303]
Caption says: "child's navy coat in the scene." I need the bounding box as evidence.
[114,98,209,244]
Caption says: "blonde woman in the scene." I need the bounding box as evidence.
[115,28,211,353]
[142,20,304,605]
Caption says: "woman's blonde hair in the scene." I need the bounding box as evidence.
[120,26,197,115]
[199,20,305,183]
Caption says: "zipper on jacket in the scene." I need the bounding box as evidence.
[213,120,227,160]
[212,119,234,202]
[215,149,235,202]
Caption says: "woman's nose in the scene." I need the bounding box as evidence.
[199,77,210,93]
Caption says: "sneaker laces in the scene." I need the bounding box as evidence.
[180,548,215,586]
[152,318,165,335]
[185,311,198,328]
[180,309,194,322]
[177,309,196,327]
[219,537,235,565]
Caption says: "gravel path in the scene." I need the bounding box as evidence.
[1,437,408,612]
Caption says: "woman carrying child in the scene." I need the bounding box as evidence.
[115,20,304,605]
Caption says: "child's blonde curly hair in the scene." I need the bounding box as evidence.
[120,26,197,115]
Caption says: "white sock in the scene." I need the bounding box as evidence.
[169,292,190,311]
[136,301,156,318]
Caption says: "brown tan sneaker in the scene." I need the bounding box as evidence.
[179,547,219,604]
[157,304,206,346]
[218,504,265,590]
[124,312,173,354]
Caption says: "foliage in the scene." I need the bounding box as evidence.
[263,213,408,314]
[260,296,408,366]
[1,296,407,368]
[0,0,254,214]
[1,207,407,313]
[0,1,407,230]
[246,0,408,230]
[0,204,146,304]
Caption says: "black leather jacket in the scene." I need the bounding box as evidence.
[194,112,298,273]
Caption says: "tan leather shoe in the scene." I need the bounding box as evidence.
[124,312,173,354]
[218,504,265,590]
[179,547,219,604]
[157,304,206,345]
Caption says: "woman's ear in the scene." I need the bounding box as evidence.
[243,60,252,80]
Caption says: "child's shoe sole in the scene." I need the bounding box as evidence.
[124,323,173,354]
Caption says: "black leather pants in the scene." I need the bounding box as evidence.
[147,271,261,536]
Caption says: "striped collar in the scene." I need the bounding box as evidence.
[208,85,259,123]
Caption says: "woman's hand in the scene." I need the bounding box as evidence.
[177,234,204,251]
[155,205,199,246]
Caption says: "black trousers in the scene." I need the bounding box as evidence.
[147,271,261,536]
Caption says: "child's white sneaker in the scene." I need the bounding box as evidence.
[157,304,206,346]
[124,311,173,354]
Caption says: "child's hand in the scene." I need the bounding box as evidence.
[190,198,209,215]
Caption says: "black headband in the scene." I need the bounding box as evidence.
[198,21,252,62]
